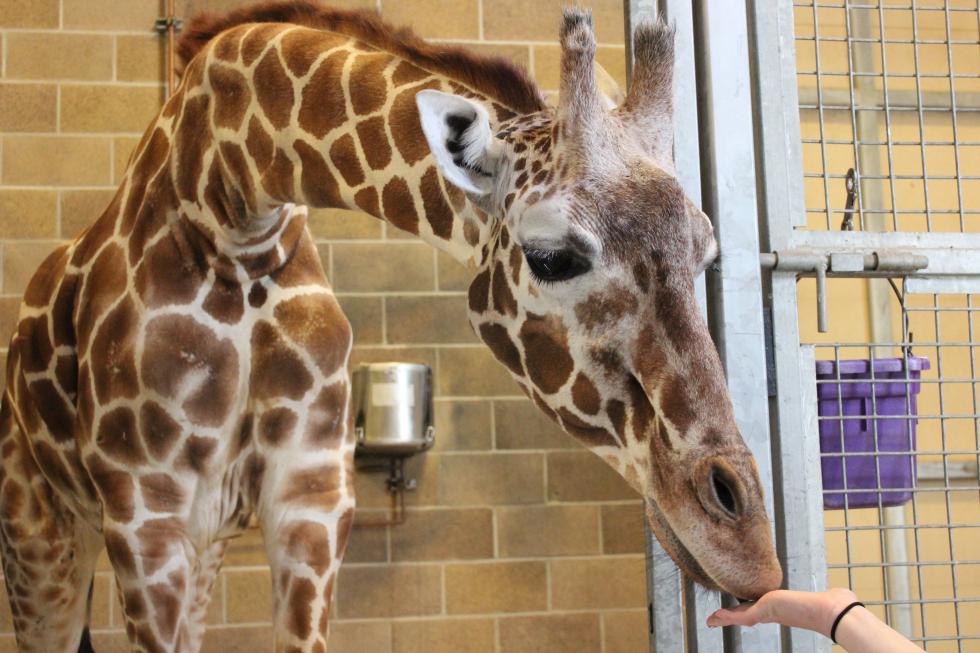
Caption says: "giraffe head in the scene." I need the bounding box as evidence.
[417,10,781,599]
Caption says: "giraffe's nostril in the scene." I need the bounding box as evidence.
[710,466,740,518]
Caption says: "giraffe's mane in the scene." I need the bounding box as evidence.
[178,0,548,114]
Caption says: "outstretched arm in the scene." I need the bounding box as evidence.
[706,588,924,653]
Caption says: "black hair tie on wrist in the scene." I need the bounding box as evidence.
[830,601,865,644]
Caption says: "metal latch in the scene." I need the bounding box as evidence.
[760,249,928,333]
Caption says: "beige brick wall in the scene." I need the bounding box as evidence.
[0,1,644,651]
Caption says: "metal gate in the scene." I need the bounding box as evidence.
[627,0,980,651]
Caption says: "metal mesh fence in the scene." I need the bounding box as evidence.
[794,1,980,650]
[794,0,980,233]
[809,285,980,650]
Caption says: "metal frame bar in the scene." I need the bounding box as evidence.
[695,1,782,650]
[626,1,715,650]
[749,0,830,651]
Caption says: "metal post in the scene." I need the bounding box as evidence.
[626,1,709,650]
[748,0,830,649]
[693,0,781,650]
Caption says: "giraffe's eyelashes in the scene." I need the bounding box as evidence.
[522,247,591,284]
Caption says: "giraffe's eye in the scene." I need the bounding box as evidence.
[523,247,591,283]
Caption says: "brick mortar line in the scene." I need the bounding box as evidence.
[353,502,641,513]
[1,78,165,88]
[353,499,642,509]
[0,31,632,47]
[341,555,647,569]
[431,37,625,48]
[0,28,163,36]
[219,553,645,573]
[380,294,388,344]
[0,185,120,191]
[77,605,647,634]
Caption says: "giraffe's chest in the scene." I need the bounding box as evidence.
[24,226,351,543]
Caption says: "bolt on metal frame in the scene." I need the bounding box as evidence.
[628,0,980,651]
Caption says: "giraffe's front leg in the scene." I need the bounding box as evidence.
[256,441,356,653]
[104,515,199,653]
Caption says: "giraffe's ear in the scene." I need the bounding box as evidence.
[416,90,505,197]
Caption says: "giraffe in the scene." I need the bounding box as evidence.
[0,2,783,652]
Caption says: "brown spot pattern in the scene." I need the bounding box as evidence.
[286,577,317,639]
[354,187,380,215]
[571,373,601,415]
[305,382,347,445]
[294,139,343,208]
[391,60,429,85]
[177,435,218,474]
[280,28,328,77]
[86,454,134,522]
[259,407,297,446]
[141,315,239,427]
[136,236,204,308]
[298,50,350,139]
[209,64,251,131]
[255,49,294,130]
[389,81,440,165]
[468,268,490,314]
[575,286,638,331]
[329,134,365,187]
[262,147,296,203]
[246,116,274,170]
[175,95,212,202]
[349,53,389,115]
[202,278,244,325]
[381,176,419,234]
[356,117,392,170]
[140,473,185,513]
[240,24,281,67]
[96,407,146,466]
[491,262,517,317]
[519,315,574,394]
[479,323,523,377]
[283,521,332,575]
[281,464,341,508]
[140,401,181,461]
[250,320,314,401]
[420,167,453,240]
[660,375,696,434]
[274,294,350,376]
[248,282,268,308]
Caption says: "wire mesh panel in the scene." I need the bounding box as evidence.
[790,1,980,651]
[794,0,980,233]
[804,283,980,651]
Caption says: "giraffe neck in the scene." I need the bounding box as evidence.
[134,22,531,276]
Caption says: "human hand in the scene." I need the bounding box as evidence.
[707,588,859,637]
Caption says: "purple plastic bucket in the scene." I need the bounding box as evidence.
[815,356,930,510]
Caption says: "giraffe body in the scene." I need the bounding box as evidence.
[0,3,782,652]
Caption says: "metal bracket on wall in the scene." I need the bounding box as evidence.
[156,0,182,98]
[760,249,929,333]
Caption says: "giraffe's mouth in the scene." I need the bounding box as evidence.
[644,498,719,592]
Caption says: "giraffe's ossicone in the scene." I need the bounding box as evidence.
[0,2,781,651]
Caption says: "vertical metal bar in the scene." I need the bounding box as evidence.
[942,1,967,232]
[694,1,780,650]
[627,1,707,650]
[166,0,177,98]
[624,0,659,83]
[748,0,830,643]
[809,1,834,230]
